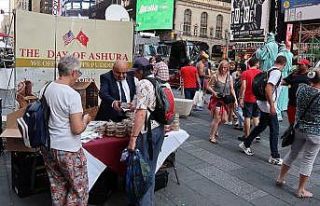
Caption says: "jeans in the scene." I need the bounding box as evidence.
[184,88,196,100]
[244,111,280,158]
[135,126,165,206]
[235,106,244,127]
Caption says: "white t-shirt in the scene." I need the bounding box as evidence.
[41,82,83,152]
[257,69,282,113]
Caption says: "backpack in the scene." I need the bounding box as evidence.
[143,77,175,161]
[17,82,52,149]
[144,77,175,125]
[252,68,281,101]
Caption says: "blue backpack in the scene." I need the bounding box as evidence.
[17,82,52,149]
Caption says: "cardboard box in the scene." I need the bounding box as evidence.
[0,108,36,152]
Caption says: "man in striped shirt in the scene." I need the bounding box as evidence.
[154,55,169,82]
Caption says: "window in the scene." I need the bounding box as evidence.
[200,12,208,37]
[216,15,223,39]
[183,9,192,36]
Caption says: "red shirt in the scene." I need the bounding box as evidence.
[241,68,262,103]
[181,65,198,89]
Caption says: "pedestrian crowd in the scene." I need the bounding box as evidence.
[36,39,320,206]
[179,46,320,199]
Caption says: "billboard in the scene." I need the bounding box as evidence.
[281,0,320,9]
[284,4,320,22]
[230,0,271,41]
[136,0,174,31]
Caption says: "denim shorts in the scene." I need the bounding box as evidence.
[243,102,260,118]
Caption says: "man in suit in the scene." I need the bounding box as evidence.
[96,60,136,122]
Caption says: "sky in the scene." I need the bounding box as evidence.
[0,0,9,12]
[0,0,9,28]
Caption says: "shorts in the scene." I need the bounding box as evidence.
[243,102,260,118]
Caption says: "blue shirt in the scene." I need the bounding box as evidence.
[296,84,320,136]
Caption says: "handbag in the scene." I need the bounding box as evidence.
[221,75,235,104]
[281,124,295,147]
[281,92,320,147]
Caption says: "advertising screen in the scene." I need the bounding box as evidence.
[136,0,174,31]
[230,0,271,41]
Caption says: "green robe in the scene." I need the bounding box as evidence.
[256,33,279,71]
[277,44,293,112]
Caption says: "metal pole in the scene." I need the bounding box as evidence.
[298,22,302,60]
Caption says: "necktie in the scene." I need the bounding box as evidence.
[119,81,127,103]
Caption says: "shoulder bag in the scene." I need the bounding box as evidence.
[222,75,235,104]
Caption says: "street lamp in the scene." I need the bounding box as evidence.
[225,29,230,59]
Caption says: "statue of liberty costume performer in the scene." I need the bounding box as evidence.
[256,33,279,71]
[276,42,293,121]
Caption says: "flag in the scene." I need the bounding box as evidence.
[63,30,75,45]
[76,31,89,47]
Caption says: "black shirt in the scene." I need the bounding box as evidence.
[284,72,310,107]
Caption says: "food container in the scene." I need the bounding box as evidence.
[171,114,180,131]
[105,121,116,137]
[115,122,126,138]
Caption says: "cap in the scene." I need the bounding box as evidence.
[130,57,149,71]
[200,52,209,59]
[297,59,310,66]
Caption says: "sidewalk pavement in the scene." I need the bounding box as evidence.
[1,107,320,205]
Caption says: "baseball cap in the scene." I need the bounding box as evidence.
[130,57,149,71]
[297,59,310,66]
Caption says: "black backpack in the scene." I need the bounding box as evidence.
[252,68,281,101]
[17,82,52,149]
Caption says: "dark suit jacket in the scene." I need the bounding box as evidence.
[95,71,136,122]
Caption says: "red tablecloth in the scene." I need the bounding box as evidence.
[83,136,129,175]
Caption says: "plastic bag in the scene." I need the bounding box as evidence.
[125,149,152,203]
[193,90,204,107]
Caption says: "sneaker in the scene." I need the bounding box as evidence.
[238,136,245,141]
[239,142,254,156]
[193,106,203,111]
[224,121,233,126]
[268,157,283,166]
[255,136,261,141]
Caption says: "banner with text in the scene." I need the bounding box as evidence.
[230,0,271,41]
[15,10,133,69]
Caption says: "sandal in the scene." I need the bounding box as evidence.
[275,180,286,187]
[209,137,217,144]
[296,190,313,198]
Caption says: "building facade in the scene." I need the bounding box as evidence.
[172,0,231,56]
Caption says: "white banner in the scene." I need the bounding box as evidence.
[285,4,320,22]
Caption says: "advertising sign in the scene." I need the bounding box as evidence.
[136,0,174,31]
[230,0,271,41]
[284,4,320,22]
[15,10,133,69]
[281,0,320,9]
[52,0,61,16]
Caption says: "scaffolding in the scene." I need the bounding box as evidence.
[296,23,320,65]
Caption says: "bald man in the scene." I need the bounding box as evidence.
[96,60,136,122]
